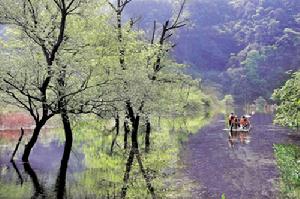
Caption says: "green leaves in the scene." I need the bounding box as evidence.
[274,144,300,198]
[272,71,300,128]
[220,0,300,102]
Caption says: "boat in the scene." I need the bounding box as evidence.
[223,126,251,132]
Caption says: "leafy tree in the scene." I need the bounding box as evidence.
[0,0,84,161]
[0,0,113,161]
[0,0,208,167]
[223,95,234,106]
[254,96,267,112]
[274,144,300,198]
[272,71,300,128]
[105,0,191,154]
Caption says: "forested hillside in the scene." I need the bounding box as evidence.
[126,0,300,102]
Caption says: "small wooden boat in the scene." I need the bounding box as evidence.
[223,126,251,132]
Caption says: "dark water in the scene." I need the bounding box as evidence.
[182,112,300,199]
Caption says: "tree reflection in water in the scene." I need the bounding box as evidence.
[55,132,72,199]
[9,142,72,199]
[10,160,23,185]
[23,162,46,199]
[2,114,208,198]
[121,147,156,199]
[228,131,251,148]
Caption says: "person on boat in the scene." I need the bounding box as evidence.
[240,116,250,129]
[228,113,235,126]
[231,115,240,129]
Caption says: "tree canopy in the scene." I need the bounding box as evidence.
[272,71,300,128]
[121,0,300,102]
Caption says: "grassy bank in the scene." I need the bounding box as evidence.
[274,144,300,198]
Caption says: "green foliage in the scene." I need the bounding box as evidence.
[0,0,203,122]
[272,71,300,128]
[0,182,32,199]
[220,0,300,102]
[113,0,300,103]
[223,95,234,106]
[274,144,300,198]
[221,193,226,199]
[0,0,116,122]
[254,96,267,112]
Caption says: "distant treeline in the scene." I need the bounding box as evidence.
[125,0,300,102]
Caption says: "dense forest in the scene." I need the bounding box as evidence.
[0,0,299,199]
[124,0,300,102]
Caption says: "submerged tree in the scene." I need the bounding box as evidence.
[0,0,200,165]
[0,0,113,161]
[105,0,190,153]
[0,0,82,161]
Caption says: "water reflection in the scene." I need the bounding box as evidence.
[0,113,208,198]
[55,140,72,199]
[121,147,156,199]
[228,131,251,148]
[23,162,46,199]
[8,142,72,199]
[55,124,73,199]
[10,160,23,185]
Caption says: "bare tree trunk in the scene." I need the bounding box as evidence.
[131,116,140,149]
[22,118,49,162]
[60,111,73,167]
[124,116,130,150]
[117,10,125,70]
[11,128,24,161]
[110,113,120,155]
[125,102,140,149]
[11,160,23,185]
[55,110,73,199]
[145,117,151,153]
[55,60,73,199]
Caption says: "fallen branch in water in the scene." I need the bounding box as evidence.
[10,128,24,161]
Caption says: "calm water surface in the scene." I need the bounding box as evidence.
[0,115,207,199]
[1,110,297,199]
